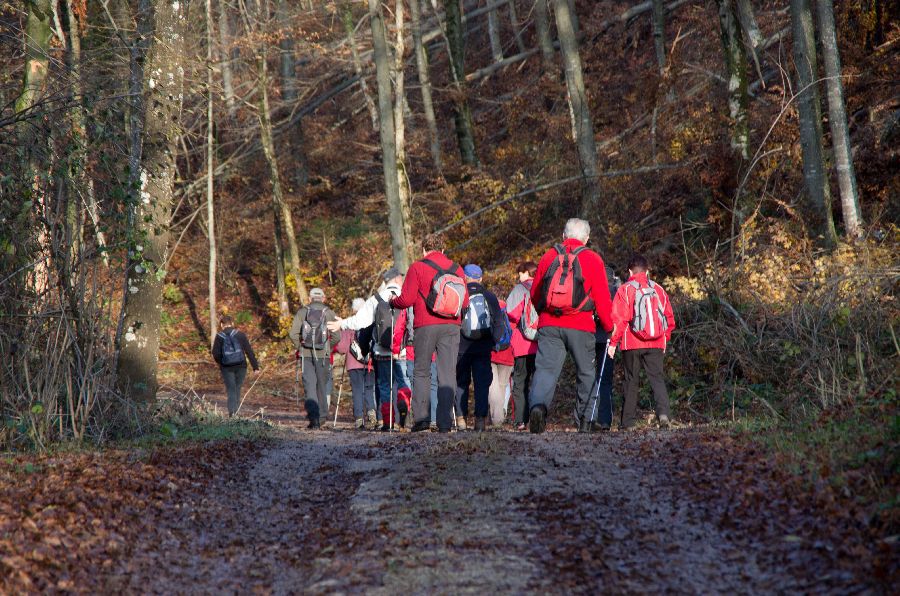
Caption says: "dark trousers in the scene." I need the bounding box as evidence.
[620,348,670,428]
[220,365,247,416]
[511,354,536,424]
[302,356,330,421]
[582,343,615,425]
[529,326,596,423]
[348,368,375,419]
[456,350,493,419]
[413,324,461,431]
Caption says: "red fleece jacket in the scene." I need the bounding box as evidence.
[610,272,676,350]
[390,251,469,327]
[530,239,614,334]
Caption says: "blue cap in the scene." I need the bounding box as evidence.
[463,264,483,279]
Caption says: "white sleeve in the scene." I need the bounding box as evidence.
[341,296,377,331]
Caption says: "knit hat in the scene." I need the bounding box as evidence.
[463,264,483,279]
[310,287,325,301]
[382,266,403,282]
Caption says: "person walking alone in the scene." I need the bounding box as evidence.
[212,314,260,417]
[527,219,614,433]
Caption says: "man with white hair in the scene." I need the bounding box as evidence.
[527,218,615,433]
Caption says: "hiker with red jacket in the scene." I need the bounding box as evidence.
[390,235,468,433]
[393,307,439,429]
[505,261,538,431]
[608,254,676,429]
[527,218,614,433]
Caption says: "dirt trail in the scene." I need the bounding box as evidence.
[112,426,838,594]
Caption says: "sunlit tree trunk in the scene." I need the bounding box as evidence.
[392,0,414,260]
[342,1,379,130]
[369,0,411,270]
[410,0,442,171]
[533,0,555,71]
[552,0,600,214]
[790,0,837,245]
[218,0,237,118]
[815,0,862,238]
[487,0,504,62]
[206,0,218,344]
[566,0,578,38]
[714,0,749,159]
[117,0,187,401]
[443,0,479,166]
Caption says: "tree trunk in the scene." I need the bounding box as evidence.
[277,0,297,102]
[651,0,666,74]
[552,0,600,214]
[815,0,862,238]
[443,0,479,166]
[410,0,443,171]
[207,0,218,344]
[15,0,53,114]
[393,0,414,261]
[342,1,379,130]
[566,0,578,38]
[507,0,526,54]
[487,0,504,62]
[116,0,187,401]
[790,0,837,245]
[533,0,555,71]
[369,0,411,270]
[256,51,308,308]
[714,0,750,159]
[218,0,237,118]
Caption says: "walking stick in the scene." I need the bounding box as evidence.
[332,361,347,429]
[235,367,267,416]
[586,339,611,424]
[389,311,394,433]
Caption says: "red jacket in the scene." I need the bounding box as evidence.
[530,239,614,334]
[505,281,538,357]
[391,251,469,327]
[610,272,676,350]
[490,345,515,366]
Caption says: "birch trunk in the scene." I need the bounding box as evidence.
[790,0,837,244]
[206,0,218,344]
[443,0,479,166]
[342,1,379,130]
[566,0,578,38]
[487,1,504,62]
[369,0,411,270]
[815,0,862,238]
[714,0,749,159]
[116,0,187,401]
[393,0,414,260]
[410,0,443,171]
[218,0,237,118]
[533,0,555,71]
[507,0,526,54]
[552,0,600,214]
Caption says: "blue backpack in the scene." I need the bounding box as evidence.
[493,308,513,352]
[218,330,245,366]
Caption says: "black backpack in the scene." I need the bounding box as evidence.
[218,330,245,366]
[373,293,395,351]
[301,304,328,350]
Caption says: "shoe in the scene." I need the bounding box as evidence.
[366,409,377,429]
[355,418,365,430]
[429,422,437,431]
[411,420,430,432]
[438,426,451,433]
[529,406,547,434]
[591,422,611,432]
[658,415,671,429]
[515,422,526,431]
[308,418,321,430]
[399,411,408,428]
[578,419,591,433]
[474,417,486,432]
[456,416,467,431]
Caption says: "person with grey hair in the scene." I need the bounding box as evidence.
[334,298,377,429]
[526,218,615,433]
[289,288,340,429]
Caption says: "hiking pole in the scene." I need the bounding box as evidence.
[235,367,267,416]
[586,339,611,424]
[389,311,395,433]
[332,360,347,429]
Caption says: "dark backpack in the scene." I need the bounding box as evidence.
[493,308,513,352]
[218,330,245,366]
[422,259,466,318]
[373,293,396,351]
[536,244,595,317]
[462,291,492,340]
[301,304,329,350]
[355,324,374,361]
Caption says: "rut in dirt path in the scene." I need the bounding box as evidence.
[116,428,846,594]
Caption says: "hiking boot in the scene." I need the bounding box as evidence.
[308,418,321,430]
[398,411,408,428]
[658,415,671,429]
[429,422,437,431]
[529,406,547,434]
[591,422,611,433]
[456,416,467,431]
[355,418,365,430]
[366,409,377,429]
[411,420,431,432]
[578,419,591,433]
[474,417,486,432]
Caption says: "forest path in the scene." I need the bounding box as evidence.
[117,427,814,594]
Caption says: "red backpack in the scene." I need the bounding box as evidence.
[628,280,669,340]
[422,259,466,318]
[537,244,595,317]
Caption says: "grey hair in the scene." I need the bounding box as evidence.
[563,218,591,243]
[351,298,366,313]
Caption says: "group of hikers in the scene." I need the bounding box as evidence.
[212,218,676,433]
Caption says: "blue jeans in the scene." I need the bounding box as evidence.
[348,368,375,418]
[374,358,409,406]
[456,350,493,419]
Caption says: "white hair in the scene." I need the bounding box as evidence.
[563,218,591,243]
[351,298,366,313]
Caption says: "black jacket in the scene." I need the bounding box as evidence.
[459,282,505,355]
[212,327,260,370]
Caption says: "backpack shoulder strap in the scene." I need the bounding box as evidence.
[374,292,387,306]
[553,243,566,255]
[628,280,641,290]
